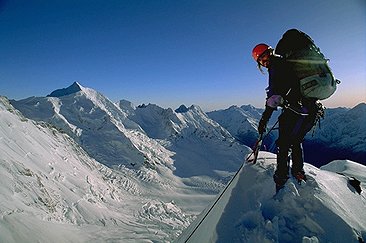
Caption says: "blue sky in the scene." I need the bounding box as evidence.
[0,0,365,111]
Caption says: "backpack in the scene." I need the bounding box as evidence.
[275,29,339,100]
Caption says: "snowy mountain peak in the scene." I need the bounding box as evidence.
[207,105,264,147]
[118,99,135,109]
[175,104,189,113]
[0,96,193,242]
[47,81,83,97]
[11,83,150,168]
[240,104,258,110]
[188,104,204,113]
[227,105,240,111]
[349,102,366,116]
[175,104,205,115]
[117,99,135,115]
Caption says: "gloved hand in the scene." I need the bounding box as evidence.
[258,105,274,135]
[258,118,267,135]
[266,95,284,108]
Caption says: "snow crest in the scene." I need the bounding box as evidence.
[177,152,366,242]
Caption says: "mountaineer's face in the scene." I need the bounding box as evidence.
[258,51,271,68]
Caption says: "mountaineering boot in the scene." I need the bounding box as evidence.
[292,171,307,184]
[273,174,288,193]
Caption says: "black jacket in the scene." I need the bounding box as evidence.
[267,55,300,105]
[261,55,318,122]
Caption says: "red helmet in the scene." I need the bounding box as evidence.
[252,43,272,62]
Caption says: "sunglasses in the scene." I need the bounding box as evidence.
[257,49,272,67]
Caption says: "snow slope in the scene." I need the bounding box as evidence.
[0,96,201,242]
[207,105,279,153]
[1,96,140,241]
[125,103,248,179]
[177,152,366,242]
[11,82,147,168]
[3,82,250,241]
[304,103,366,165]
[12,83,248,179]
[207,105,260,146]
[309,103,366,151]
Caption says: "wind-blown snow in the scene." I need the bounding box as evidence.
[321,159,366,183]
[177,152,366,242]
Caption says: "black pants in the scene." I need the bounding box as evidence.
[275,109,316,179]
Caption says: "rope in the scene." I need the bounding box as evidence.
[184,120,280,242]
[183,158,246,242]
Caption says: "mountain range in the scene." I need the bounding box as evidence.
[1,82,365,242]
[207,103,366,166]
[11,82,247,178]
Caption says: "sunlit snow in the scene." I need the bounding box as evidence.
[1,82,365,242]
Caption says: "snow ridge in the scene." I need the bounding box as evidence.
[177,152,366,243]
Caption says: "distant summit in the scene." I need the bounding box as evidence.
[175,105,189,113]
[47,82,82,97]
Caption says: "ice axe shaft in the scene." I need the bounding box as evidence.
[246,133,263,164]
